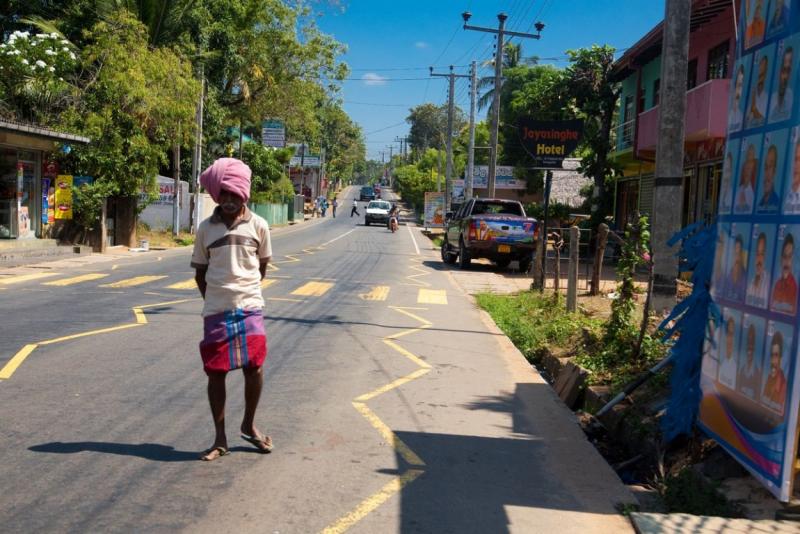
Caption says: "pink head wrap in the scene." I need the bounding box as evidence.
[200,158,252,203]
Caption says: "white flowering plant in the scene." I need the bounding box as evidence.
[0,30,78,122]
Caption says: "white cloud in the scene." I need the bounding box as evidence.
[415,41,429,49]
[362,73,387,86]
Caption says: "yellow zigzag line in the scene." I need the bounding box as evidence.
[321,306,432,533]
[404,258,432,287]
[0,298,198,381]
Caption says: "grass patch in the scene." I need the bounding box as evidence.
[137,222,195,248]
[431,235,443,248]
[476,291,601,364]
[663,468,740,517]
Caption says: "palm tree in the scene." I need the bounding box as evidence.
[477,42,538,111]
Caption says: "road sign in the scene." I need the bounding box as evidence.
[261,119,285,148]
[517,118,583,169]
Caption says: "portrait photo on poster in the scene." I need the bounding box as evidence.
[746,43,776,129]
[725,222,752,302]
[756,129,789,213]
[729,56,752,133]
[712,222,732,296]
[767,0,792,39]
[717,307,745,391]
[761,320,793,416]
[738,314,767,401]
[768,35,799,124]
[719,140,741,214]
[747,224,777,308]
[744,0,768,51]
[770,224,800,315]
[735,137,762,215]
[782,126,800,213]
[702,317,720,380]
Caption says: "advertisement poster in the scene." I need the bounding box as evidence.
[702,0,800,502]
[54,175,73,220]
[453,166,525,195]
[41,178,50,226]
[261,119,286,148]
[423,192,445,228]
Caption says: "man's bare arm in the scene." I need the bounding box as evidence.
[195,267,207,299]
[259,258,270,280]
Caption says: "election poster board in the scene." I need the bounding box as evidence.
[424,192,445,228]
[702,0,800,502]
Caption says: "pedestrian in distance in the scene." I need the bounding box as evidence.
[192,157,274,462]
[332,198,338,218]
[321,198,328,217]
[351,199,360,217]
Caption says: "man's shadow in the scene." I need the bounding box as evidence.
[29,442,260,462]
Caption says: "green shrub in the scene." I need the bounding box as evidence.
[663,469,739,517]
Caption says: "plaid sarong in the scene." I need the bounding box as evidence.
[199,308,267,374]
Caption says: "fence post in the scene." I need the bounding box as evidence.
[591,223,610,296]
[531,233,544,291]
[567,226,579,312]
[553,233,561,293]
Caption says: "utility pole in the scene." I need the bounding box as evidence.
[651,0,691,313]
[462,11,543,197]
[466,60,477,200]
[192,72,205,234]
[431,65,470,210]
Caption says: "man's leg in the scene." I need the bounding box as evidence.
[202,371,227,459]
[241,365,272,451]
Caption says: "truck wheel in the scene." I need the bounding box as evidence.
[365,219,370,226]
[495,259,511,270]
[441,239,457,264]
[458,238,471,269]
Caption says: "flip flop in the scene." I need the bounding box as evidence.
[241,432,274,453]
[199,446,229,461]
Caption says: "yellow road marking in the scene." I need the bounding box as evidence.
[320,470,424,534]
[359,286,390,301]
[417,288,447,305]
[38,323,143,346]
[352,402,426,466]
[268,297,304,302]
[291,281,333,297]
[328,306,433,531]
[43,273,109,286]
[0,272,61,285]
[0,344,37,380]
[100,275,167,288]
[0,297,199,381]
[390,307,433,326]
[166,278,197,290]
[406,261,431,287]
[267,263,280,271]
[383,339,432,369]
[355,368,430,402]
[261,279,277,289]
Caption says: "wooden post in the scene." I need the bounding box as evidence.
[553,233,561,293]
[567,226,579,312]
[591,223,610,295]
[532,234,544,291]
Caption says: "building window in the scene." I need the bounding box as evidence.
[653,79,661,107]
[620,95,635,148]
[687,58,698,90]
[707,40,730,80]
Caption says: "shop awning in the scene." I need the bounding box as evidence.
[0,119,90,144]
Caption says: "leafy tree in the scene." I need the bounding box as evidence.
[241,142,293,202]
[563,45,621,225]
[406,103,465,158]
[477,42,537,111]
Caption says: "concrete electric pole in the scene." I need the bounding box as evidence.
[462,12,543,197]
[651,0,691,312]
[431,65,470,210]
[466,60,477,201]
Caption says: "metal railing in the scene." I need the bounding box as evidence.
[613,118,636,151]
[543,227,594,292]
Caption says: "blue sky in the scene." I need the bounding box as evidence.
[313,1,667,161]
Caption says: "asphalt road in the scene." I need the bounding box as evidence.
[0,187,634,533]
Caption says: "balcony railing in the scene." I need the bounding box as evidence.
[613,118,636,152]
[637,78,731,151]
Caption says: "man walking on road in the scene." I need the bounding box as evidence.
[332,197,338,218]
[350,199,360,217]
[192,157,274,461]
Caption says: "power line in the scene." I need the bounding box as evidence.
[364,121,408,135]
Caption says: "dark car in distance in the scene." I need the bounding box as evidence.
[360,186,376,201]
